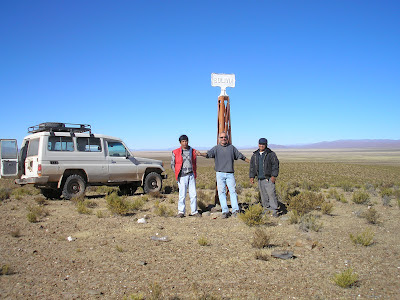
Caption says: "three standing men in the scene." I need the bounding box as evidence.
[171,135,201,217]
[196,132,250,218]
[249,138,280,217]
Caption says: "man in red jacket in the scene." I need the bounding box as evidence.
[171,135,201,218]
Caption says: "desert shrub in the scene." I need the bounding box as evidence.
[321,201,334,215]
[96,210,105,218]
[0,188,11,201]
[332,268,358,288]
[380,188,393,198]
[299,213,323,232]
[361,208,380,224]
[287,191,325,216]
[254,250,269,261]
[34,196,47,206]
[106,192,132,215]
[12,187,33,199]
[352,191,370,205]
[238,204,266,226]
[198,236,210,246]
[197,190,212,205]
[154,200,174,217]
[27,205,49,223]
[76,201,92,215]
[350,228,374,246]
[301,180,320,192]
[337,181,354,192]
[149,191,164,199]
[148,282,163,300]
[251,228,271,249]
[288,210,300,224]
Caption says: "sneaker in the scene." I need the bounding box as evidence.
[232,210,239,217]
[191,213,202,217]
[221,212,229,219]
[177,213,185,218]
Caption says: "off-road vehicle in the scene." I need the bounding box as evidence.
[7,122,166,199]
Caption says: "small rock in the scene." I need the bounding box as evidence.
[137,261,147,266]
[150,236,170,242]
[137,218,146,224]
[67,236,76,242]
[271,250,294,259]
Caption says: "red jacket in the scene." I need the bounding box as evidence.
[172,147,197,180]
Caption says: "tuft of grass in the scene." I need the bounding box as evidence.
[34,196,48,206]
[287,191,325,216]
[350,228,374,246]
[148,282,163,300]
[116,245,124,252]
[299,213,323,232]
[251,228,271,249]
[254,250,270,261]
[238,204,266,226]
[12,187,36,199]
[352,191,370,205]
[338,181,354,192]
[288,210,300,224]
[149,191,164,199]
[26,205,49,223]
[0,188,11,201]
[96,210,105,218]
[380,188,393,198]
[332,268,358,288]
[154,200,174,217]
[198,236,210,246]
[321,201,334,215]
[96,186,117,195]
[1,264,13,275]
[76,200,92,215]
[106,192,141,215]
[361,207,380,224]
[124,293,145,300]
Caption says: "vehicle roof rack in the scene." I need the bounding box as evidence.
[28,123,92,135]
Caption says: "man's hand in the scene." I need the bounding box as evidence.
[244,158,250,163]
[250,178,254,184]
[195,150,203,156]
[270,176,276,184]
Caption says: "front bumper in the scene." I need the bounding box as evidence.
[15,176,49,185]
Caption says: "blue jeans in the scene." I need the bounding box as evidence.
[216,172,239,214]
[177,173,198,215]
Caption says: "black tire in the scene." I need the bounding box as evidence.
[62,174,86,200]
[143,172,162,194]
[119,184,138,196]
[41,188,62,200]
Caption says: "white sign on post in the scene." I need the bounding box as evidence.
[211,73,235,96]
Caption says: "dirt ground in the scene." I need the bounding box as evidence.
[1,151,400,299]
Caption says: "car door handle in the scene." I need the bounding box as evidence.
[111,161,116,164]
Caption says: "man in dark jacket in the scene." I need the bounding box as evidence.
[249,138,280,217]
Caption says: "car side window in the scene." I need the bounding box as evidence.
[48,136,74,151]
[107,142,128,157]
[27,139,40,157]
[77,137,102,152]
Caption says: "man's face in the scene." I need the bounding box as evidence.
[180,139,189,149]
[259,143,267,151]
[219,134,228,146]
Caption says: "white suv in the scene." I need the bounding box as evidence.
[11,123,166,199]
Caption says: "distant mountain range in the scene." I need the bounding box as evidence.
[268,139,400,149]
[133,139,400,151]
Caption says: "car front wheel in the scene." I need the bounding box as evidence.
[143,172,162,194]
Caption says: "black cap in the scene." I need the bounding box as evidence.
[258,138,268,145]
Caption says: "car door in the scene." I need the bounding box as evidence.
[106,140,138,182]
[0,139,18,178]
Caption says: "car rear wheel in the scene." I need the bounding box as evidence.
[143,172,162,194]
[62,174,86,200]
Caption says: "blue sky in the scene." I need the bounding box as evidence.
[1,0,399,150]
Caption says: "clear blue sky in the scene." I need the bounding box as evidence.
[1,0,399,150]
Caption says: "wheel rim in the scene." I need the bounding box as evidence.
[70,181,81,194]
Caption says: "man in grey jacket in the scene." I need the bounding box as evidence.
[249,138,280,217]
[196,132,250,218]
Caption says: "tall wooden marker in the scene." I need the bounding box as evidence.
[211,73,235,205]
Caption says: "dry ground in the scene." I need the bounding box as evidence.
[1,149,400,299]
